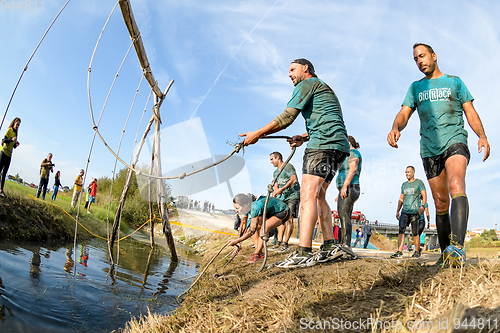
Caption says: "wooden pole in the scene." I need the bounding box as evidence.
[148,131,156,248]
[118,0,163,99]
[109,114,155,251]
[153,95,178,262]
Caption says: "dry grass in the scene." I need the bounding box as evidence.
[123,235,500,333]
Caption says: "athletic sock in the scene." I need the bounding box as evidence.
[323,239,335,250]
[451,194,469,246]
[436,210,451,252]
[298,247,312,256]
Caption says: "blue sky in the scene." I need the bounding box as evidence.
[1,0,499,230]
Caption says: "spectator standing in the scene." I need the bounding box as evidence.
[71,169,84,208]
[362,221,372,249]
[36,153,54,200]
[52,171,62,200]
[353,227,363,248]
[87,178,97,214]
[0,117,21,197]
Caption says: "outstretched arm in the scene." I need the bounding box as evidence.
[462,101,490,161]
[239,107,300,146]
[387,105,414,148]
[228,217,261,246]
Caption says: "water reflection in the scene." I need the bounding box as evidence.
[0,238,199,332]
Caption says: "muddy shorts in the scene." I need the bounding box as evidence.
[422,143,470,180]
[399,212,420,236]
[302,148,349,184]
[274,208,290,226]
[284,198,299,218]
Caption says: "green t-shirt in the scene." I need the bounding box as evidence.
[273,163,300,201]
[336,148,362,188]
[2,128,17,157]
[286,77,349,152]
[402,74,473,158]
[247,196,289,228]
[401,179,426,214]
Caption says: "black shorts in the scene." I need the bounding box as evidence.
[302,148,349,184]
[274,208,290,226]
[422,143,470,180]
[399,212,420,236]
[284,198,299,218]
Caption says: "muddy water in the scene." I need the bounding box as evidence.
[0,237,200,332]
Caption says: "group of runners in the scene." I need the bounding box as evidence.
[227,43,490,269]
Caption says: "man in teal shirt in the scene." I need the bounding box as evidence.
[269,151,300,253]
[388,43,490,267]
[240,58,349,268]
[391,166,427,259]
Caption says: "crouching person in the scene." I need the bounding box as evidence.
[228,193,290,264]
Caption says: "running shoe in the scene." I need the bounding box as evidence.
[441,244,466,268]
[277,243,291,253]
[314,245,343,263]
[0,191,5,197]
[247,253,264,264]
[269,242,282,251]
[275,251,316,268]
[411,251,421,258]
[433,253,444,267]
[339,245,358,259]
[270,238,279,246]
[390,251,403,258]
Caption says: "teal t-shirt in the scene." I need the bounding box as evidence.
[419,202,428,221]
[247,196,289,228]
[401,179,426,214]
[335,148,362,188]
[402,74,473,158]
[286,77,349,152]
[420,232,426,244]
[273,163,300,201]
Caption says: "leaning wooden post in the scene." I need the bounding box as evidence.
[148,132,156,248]
[153,95,178,262]
[109,115,155,251]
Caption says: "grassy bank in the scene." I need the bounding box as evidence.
[0,181,125,241]
[123,233,500,333]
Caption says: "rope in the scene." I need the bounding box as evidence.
[106,75,144,246]
[129,89,153,165]
[80,1,120,271]
[178,243,229,298]
[256,146,296,272]
[0,0,72,132]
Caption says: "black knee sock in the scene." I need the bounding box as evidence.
[436,211,451,252]
[451,194,469,246]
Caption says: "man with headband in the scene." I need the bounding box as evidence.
[240,59,350,268]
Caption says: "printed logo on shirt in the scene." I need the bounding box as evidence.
[418,88,451,103]
[404,188,416,195]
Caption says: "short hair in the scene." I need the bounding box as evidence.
[270,151,283,161]
[413,43,435,55]
[406,165,415,172]
[291,58,317,77]
[348,136,360,149]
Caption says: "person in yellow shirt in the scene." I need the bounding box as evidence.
[71,169,85,208]
[0,117,21,197]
